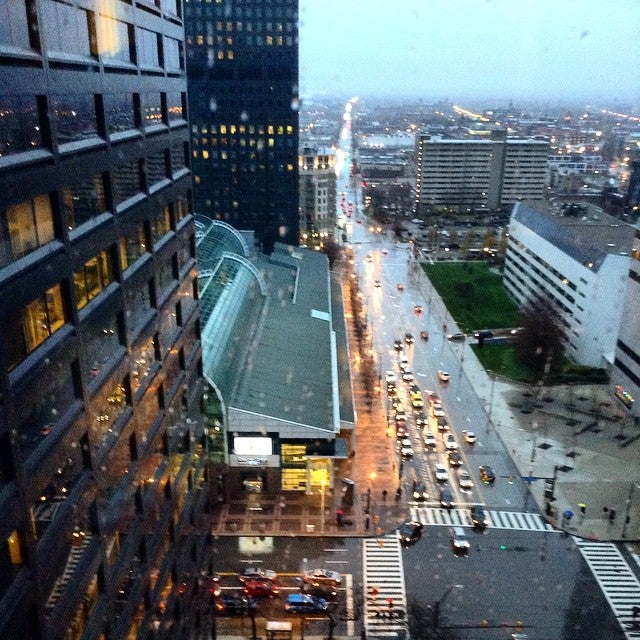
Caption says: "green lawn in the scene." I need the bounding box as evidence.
[471,344,538,383]
[421,261,519,332]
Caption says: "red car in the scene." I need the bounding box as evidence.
[243,578,279,598]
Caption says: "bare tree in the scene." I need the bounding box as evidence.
[513,294,565,376]
[321,238,342,270]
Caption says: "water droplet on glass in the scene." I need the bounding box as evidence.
[290,98,300,111]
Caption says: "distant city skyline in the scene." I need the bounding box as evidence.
[299,0,640,105]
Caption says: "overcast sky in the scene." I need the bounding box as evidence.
[299,0,640,105]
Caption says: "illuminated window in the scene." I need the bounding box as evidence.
[151,206,171,243]
[268,138,274,147]
[239,125,245,134]
[7,531,23,568]
[196,35,204,45]
[232,201,239,209]
[287,125,293,134]
[3,194,55,266]
[227,50,233,59]
[230,125,237,134]
[194,175,201,184]
[119,224,147,271]
[266,36,273,45]
[226,37,232,45]
[287,164,293,171]
[74,251,114,310]
[5,284,66,369]
[203,150,209,159]
[267,125,274,134]
[277,125,284,134]
[220,125,227,134]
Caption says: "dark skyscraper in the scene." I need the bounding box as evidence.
[0,2,211,639]
[185,0,300,252]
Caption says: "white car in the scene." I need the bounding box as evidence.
[395,410,407,424]
[400,439,414,457]
[399,354,410,371]
[434,463,449,482]
[423,430,437,448]
[385,370,397,384]
[451,526,470,552]
[402,370,414,382]
[444,434,458,450]
[462,430,476,444]
[303,568,342,585]
[457,468,474,490]
[438,370,451,382]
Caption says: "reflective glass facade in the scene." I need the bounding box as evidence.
[0,2,210,640]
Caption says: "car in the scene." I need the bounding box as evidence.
[470,505,489,529]
[285,593,328,613]
[479,465,496,484]
[395,410,407,424]
[374,280,382,288]
[395,425,407,439]
[404,332,415,344]
[447,332,466,341]
[451,526,470,552]
[299,581,338,600]
[397,283,405,291]
[423,430,437,448]
[462,430,476,444]
[393,339,403,351]
[400,440,414,457]
[436,416,449,432]
[474,329,494,339]
[447,450,462,466]
[387,383,397,397]
[215,594,257,615]
[399,354,410,371]
[415,413,427,427]
[365,254,373,263]
[401,370,414,382]
[303,568,342,586]
[434,463,449,482]
[427,392,441,407]
[414,305,423,316]
[243,578,279,598]
[411,397,424,409]
[438,370,451,382]
[240,568,277,582]
[420,330,429,341]
[385,370,397,384]
[439,485,455,508]
[457,468,474,490]
[397,521,423,544]
[412,481,429,502]
[409,382,420,394]
[444,434,458,450]
[382,248,388,255]
[391,397,403,412]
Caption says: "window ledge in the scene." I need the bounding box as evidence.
[149,178,172,194]
[0,44,42,62]
[168,119,188,129]
[109,130,143,144]
[47,51,98,67]
[144,124,169,136]
[102,59,137,72]
[0,149,53,172]
[115,192,147,213]
[58,138,107,156]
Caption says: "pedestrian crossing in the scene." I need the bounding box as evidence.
[362,535,409,638]
[574,538,640,639]
[409,506,557,532]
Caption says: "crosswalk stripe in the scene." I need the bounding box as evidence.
[575,538,640,638]
[363,536,409,638]
[408,507,557,532]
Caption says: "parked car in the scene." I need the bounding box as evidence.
[385,370,397,384]
[300,581,338,600]
[397,521,423,544]
[400,439,414,457]
[437,417,449,432]
[395,410,407,424]
[420,330,429,341]
[479,465,496,484]
[401,370,414,382]
[457,468,474,490]
[451,527,470,553]
[415,412,427,427]
[285,594,328,613]
[303,568,341,586]
[438,370,451,382]
[447,332,466,341]
[447,450,462,466]
[462,430,476,444]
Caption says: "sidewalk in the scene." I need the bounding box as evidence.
[410,260,640,542]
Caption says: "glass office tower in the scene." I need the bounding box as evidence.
[185,0,300,253]
[0,2,211,639]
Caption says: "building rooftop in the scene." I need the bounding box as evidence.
[512,201,635,270]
